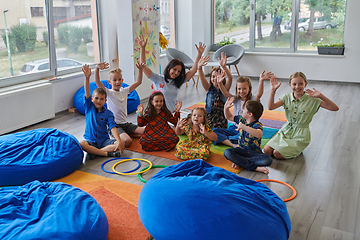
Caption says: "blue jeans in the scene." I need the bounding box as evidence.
[213,124,239,145]
[224,146,273,171]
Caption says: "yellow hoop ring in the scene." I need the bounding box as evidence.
[112,158,153,175]
[256,179,297,202]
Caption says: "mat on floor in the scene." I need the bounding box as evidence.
[54,171,150,240]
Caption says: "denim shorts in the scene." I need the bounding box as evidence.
[86,138,116,149]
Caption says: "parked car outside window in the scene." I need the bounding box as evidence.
[298,17,336,32]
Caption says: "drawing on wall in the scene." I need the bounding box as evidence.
[132,1,159,68]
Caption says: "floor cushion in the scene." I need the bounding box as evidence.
[138,159,291,240]
[0,128,83,186]
[0,180,108,240]
[73,80,140,115]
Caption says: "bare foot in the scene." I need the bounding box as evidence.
[231,163,241,170]
[255,166,269,175]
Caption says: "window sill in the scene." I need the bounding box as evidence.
[245,51,345,58]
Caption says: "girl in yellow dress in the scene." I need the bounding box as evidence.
[175,107,218,160]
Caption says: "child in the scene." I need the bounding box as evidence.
[137,91,181,151]
[212,71,274,147]
[223,98,273,174]
[94,61,146,147]
[197,53,232,129]
[175,107,218,160]
[79,64,125,160]
[137,35,205,112]
[263,72,339,159]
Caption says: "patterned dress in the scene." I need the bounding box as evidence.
[137,111,180,151]
[175,124,213,160]
[207,91,228,129]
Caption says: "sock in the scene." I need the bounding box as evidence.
[107,151,121,157]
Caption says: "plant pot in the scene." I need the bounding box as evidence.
[317,46,345,55]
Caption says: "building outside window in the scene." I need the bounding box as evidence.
[214,0,346,52]
[0,0,100,87]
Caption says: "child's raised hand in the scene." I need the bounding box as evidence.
[96,62,109,70]
[135,35,148,48]
[259,70,274,82]
[82,64,91,78]
[235,122,244,131]
[135,61,146,70]
[176,118,188,129]
[137,104,144,115]
[224,97,234,109]
[199,123,206,134]
[198,56,210,69]
[305,88,322,98]
[218,52,227,68]
[216,69,226,85]
[175,101,182,112]
[270,76,282,92]
[195,42,206,56]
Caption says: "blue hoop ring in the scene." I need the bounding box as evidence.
[101,157,141,174]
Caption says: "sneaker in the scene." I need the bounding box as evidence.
[107,151,121,157]
[85,153,96,161]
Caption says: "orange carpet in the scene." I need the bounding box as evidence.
[54,171,150,240]
[126,137,239,174]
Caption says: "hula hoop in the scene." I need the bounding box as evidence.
[112,158,153,175]
[101,157,141,174]
[137,165,168,183]
[256,179,297,202]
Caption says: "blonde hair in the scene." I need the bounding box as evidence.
[289,72,307,83]
[109,68,122,75]
[235,76,253,103]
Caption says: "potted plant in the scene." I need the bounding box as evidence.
[315,39,345,55]
[210,36,236,51]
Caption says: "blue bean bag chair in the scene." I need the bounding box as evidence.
[73,80,140,115]
[0,180,108,240]
[0,128,83,186]
[138,160,291,240]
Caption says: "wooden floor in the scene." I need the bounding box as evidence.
[15,77,360,240]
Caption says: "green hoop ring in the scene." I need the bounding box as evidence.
[112,158,153,175]
[137,165,168,183]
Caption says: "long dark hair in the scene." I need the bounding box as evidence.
[145,91,172,121]
[163,59,186,88]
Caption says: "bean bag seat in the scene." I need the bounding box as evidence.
[0,180,108,240]
[73,80,140,115]
[138,159,291,240]
[0,128,83,186]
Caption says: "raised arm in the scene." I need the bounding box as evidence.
[135,35,152,78]
[255,70,274,101]
[186,42,206,81]
[217,70,233,98]
[236,122,263,139]
[199,124,218,141]
[175,118,187,135]
[224,97,235,121]
[129,62,146,92]
[82,64,91,99]
[305,88,339,111]
[94,62,109,90]
[218,52,232,90]
[197,55,211,91]
[268,76,283,110]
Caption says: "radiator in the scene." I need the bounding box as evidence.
[0,82,55,135]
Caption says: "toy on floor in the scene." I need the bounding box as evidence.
[0,180,108,240]
[101,157,141,174]
[0,128,83,186]
[73,80,140,115]
[138,159,291,240]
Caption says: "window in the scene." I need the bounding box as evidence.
[0,0,100,88]
[31,7,44,17]
[214,0,346,52]
[159,0,175,52]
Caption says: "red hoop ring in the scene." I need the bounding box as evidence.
[256,179,297,202]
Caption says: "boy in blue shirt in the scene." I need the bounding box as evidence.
[223,98,272,174]
[79,64,125,160]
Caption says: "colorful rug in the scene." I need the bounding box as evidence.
[54,171,151,240]
[126,137,239,174]
[186,102,286,147]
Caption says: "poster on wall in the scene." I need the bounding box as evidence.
[132,0,160,74]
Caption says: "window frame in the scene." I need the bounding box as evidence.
[0,0,99,88]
